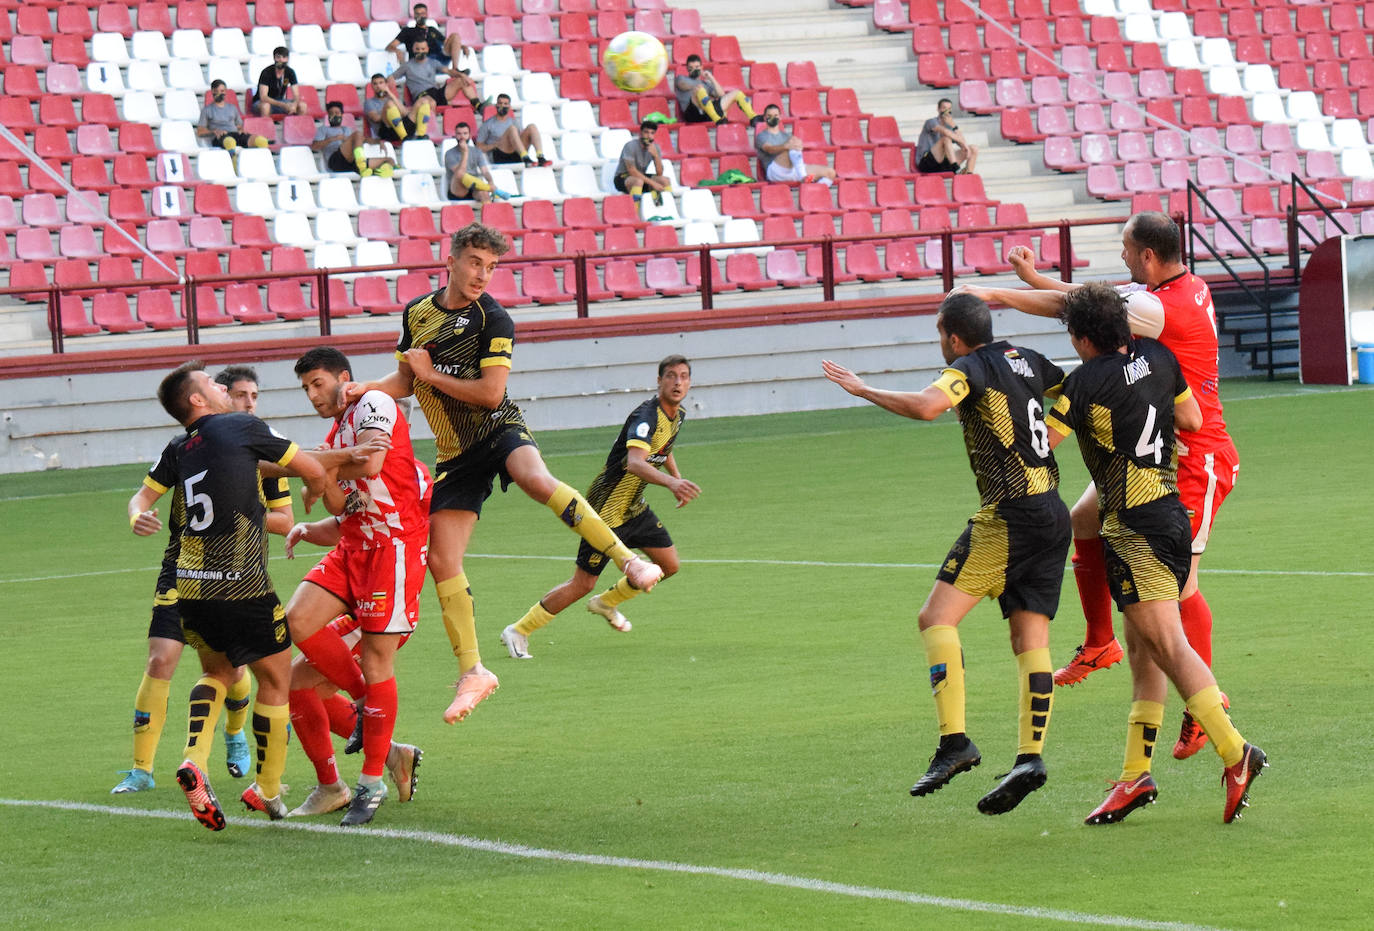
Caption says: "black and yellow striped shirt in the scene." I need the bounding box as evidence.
[930,340,1065,506]
[584,397,684,527]
[397,288,528,462]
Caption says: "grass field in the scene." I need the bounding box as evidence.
[1,379,1371,930]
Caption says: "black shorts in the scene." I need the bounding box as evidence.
[417,86,448,106]
[680,100,720,124]
[489,147,524,164]
[1100,497,1192,607]
[148,592,185,642]
[326,149,357,173]
[178,594,291,666]
[218,132,255,149]
[576,507,672,575]
[613,172,659,194]
[917,152,959,173]
[375,118,416,144]
[936,492,1071,619]
[430,425,539,516]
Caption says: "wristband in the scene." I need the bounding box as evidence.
[129,511,141,529]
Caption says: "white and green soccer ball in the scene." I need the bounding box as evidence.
[602,31,668,93]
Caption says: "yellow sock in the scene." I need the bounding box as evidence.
[1185,685,1245,767]
[513,602,555,637]
[697,89,722,122]
[353,146,367,172]
[132,673,172,773]
[436,574,480,674]
[223,671,251,736]
[416,100,432,135]
[598,576,640,608]
[250,701,290,798]
[182,675,226,771]
[1120,700,1164,781]
[386,104,408,139]
[252,136,269,148]
[544,482,635,569]
[738,98,757,120]
[1015,647,1054,756]
[461,172,492,191]
[921,625,966,736]
[221,137,238,151]
[630,182,644,198]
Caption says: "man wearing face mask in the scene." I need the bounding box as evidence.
[364,73,432,144]
[197,80,270,152]
[917,98,978,175]
[314,101,396,178]
[444,121,511,202]
[387,3,467,69]
[614,120,669,203]
[390,38,481,130]
[253,46,307,117]
[753,104,836,186]
[674,54,757,126]
[474,93,549,168]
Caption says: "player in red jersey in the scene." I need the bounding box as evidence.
[279,347,431,826]
[957,211,1240,757]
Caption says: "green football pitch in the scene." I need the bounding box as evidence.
[1,380,1370,930]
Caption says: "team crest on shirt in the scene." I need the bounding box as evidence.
[454,315,470,330]
[636,422,650,438]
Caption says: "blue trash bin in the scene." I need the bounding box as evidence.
[1358,345,1374,384]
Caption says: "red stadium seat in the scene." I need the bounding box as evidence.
[224,283,275,323]
[93,292,148,333]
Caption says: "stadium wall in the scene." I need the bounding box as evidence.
[0,310,1070,474]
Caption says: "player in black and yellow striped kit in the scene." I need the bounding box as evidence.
[134,362,332,829]
[349,223,667,725]
[502,356,701,658]
[824,291,1069,815]
[1045,283,1266,824]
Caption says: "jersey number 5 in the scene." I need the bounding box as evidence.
[185,469,215,531]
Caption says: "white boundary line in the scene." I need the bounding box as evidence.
[0,798,1230,931]
[0,553,1368,586]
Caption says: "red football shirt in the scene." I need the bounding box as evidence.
[324,390,431,549]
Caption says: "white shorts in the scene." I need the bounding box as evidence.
[765,150,806,183]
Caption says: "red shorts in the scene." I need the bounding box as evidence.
[1177,440,1238,555]
[304,536,427,636]
[325,612,413,654]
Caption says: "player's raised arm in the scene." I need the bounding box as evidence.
[343,364,415,403]
[1008,245,1080,293]
[953,283,1070,319]
[402,346,510,409]
[822,359,953,422]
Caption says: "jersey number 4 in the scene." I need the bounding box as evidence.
[185,469,214,531]
[1135,404,1164,464]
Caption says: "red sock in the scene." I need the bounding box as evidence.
[361,677,397,779]
[297,626,366,700]
[289,687,340,785]
[323,692,357,739]
[1179,591,1213,667]
[1072,537,1116,648]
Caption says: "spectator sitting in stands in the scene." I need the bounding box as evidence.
[753,104,836,187]
[916,98,978,175]
[253,46,307,117]
[475,94,550,167]
[614,120,670,204]
[313,100,396,178]
[197,80,270,152]
[673,54,758,126]
[387,3,466,69]
[389,36,483,119]
[364,72,432,143]
[444,121,511,203]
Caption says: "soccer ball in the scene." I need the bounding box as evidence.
[602,31,668,93]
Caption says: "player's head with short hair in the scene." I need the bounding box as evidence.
[210,79,227,98]
[159,360,226,425]
[937,98,953,117]
[214,364,258,390]
[294,347,352,379]
[686,54,702,67]
[938,291,994,349]
[639,119,658,135]
[1124,211,1181,265]
[1062,282,1130,357]
[326,100,344,115]
[449,222,509,259]
[273,46,289,60]
[658,354,690,377]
